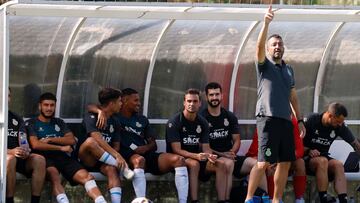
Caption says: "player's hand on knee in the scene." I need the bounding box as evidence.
[116,156,127,170]
[198,153,208,161]
[208,154,218,164]
[309,149,320,158]
[223,151,236,160]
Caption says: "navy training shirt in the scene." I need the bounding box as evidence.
[303,113,355,154]
[8,111,26,149]
[200,108,240,152]
[82,112,121,145]
[166,112,209,153]
[26,117,71,156]
[114,113,155,158]
[256,57,295,120]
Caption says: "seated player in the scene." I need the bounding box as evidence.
[27,92,106,203]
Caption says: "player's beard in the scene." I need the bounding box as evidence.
[272,51,283,60]
[41,110,54,119]
[208,99,220,108]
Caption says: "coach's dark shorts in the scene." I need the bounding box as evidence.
[257,116,295,164]
[43,152,84,185]
[233,156,247,178]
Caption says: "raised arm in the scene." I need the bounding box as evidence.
[256,5,274,63]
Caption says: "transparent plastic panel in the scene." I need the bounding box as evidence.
[234,22,336,119]
[149,20,252,119]
[61,19,166,118]
[9,17,79,117]
[319,23,360,119]
[0,9,4,119]
[348,125,360,139]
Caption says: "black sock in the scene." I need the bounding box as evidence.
[191,200,200,203]
[31,195,41,203]
[319,191,328,203]
[6,197,14,203]
[338,193,348,203]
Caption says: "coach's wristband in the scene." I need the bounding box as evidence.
[297,119,304,124]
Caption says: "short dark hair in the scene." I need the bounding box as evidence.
[184,88,200,100]
[98,87,122,106]
[39,92,57,103]
[122,88,138,96]
[205,82,222,95]
[267,34,283,42]
[328,102,348,117]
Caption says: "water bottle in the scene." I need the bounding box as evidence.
[18,131,30,151]
[122,167,135,180]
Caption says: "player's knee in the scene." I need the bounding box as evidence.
[84,172,95,182]
[257,162,269,171]
[215,159,227,170]
[224,159,234,169]
[186,159,200,171]
[132,156,145,168]
[7,154,17,169]
[172,155,186,167]
[82,137,98,149]
[31,154,46,169]
[316,157,329,169]
[333,162,345,174]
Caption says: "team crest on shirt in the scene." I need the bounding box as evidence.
[330,130,336,138]
[136,122,142,128]
[314,129,319,135]
[90,115,95,119]
[55,124,60,132]
[109,124,114,133]
[168,123,172,128]
[208,123,212,127]
[265,148,272,157]
[196,125,202,133]
[39,127,44,132]
[183,127,187,132]
[12,119,18,126]
[224,118,229,127]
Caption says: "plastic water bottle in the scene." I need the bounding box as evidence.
[18,131,30,151]
[122,167,135,180]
